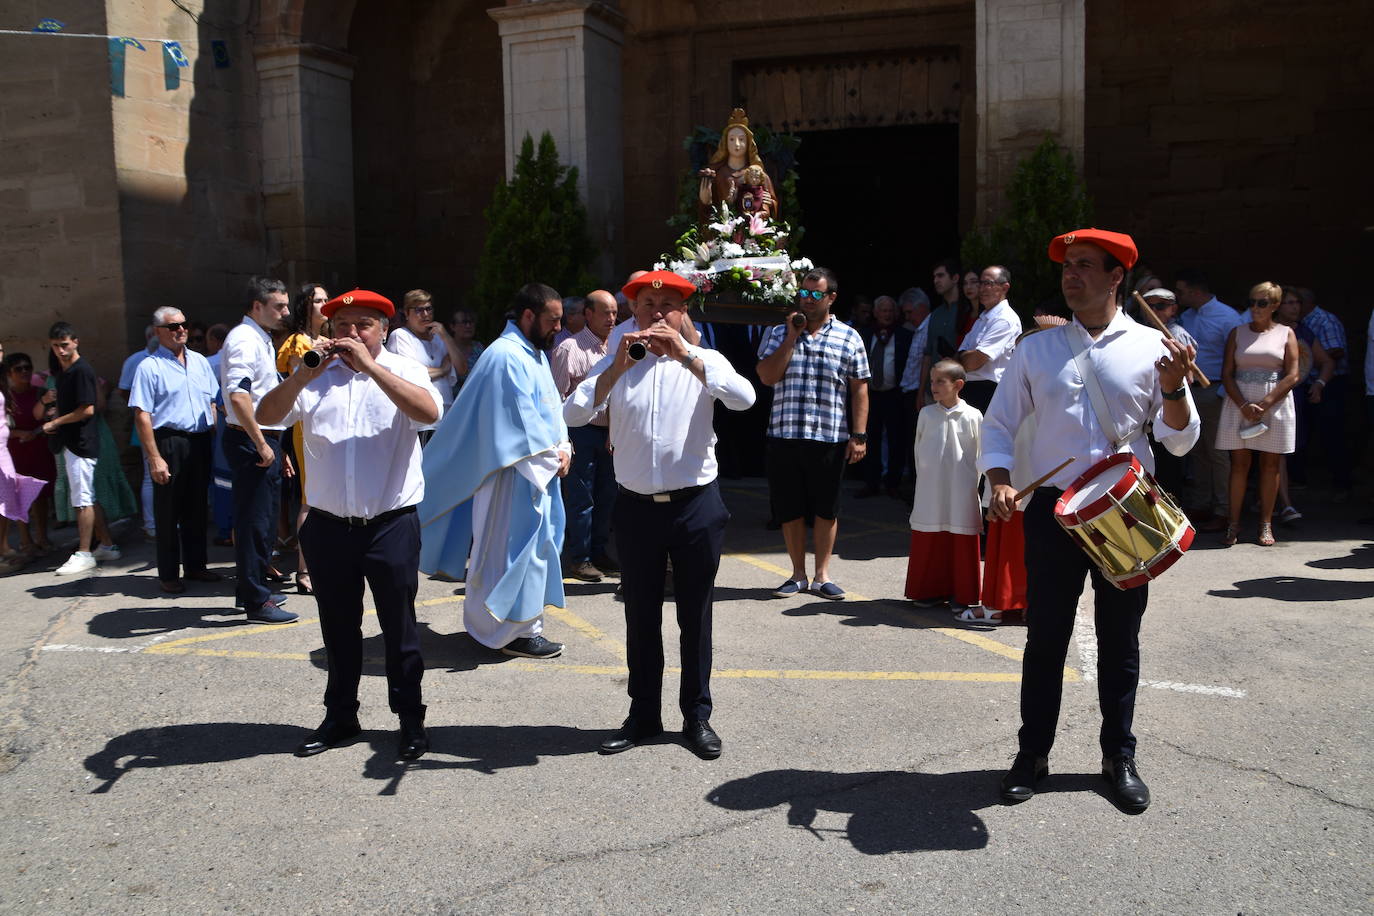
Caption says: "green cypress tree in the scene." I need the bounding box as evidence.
[471,132,597,336]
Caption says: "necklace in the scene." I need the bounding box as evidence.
[1081,323,1108,332]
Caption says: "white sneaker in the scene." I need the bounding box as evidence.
[92,543,122,563]
[56,552,97,576]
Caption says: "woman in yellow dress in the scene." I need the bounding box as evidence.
[276,282,328,593]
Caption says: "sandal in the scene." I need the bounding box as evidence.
[955,605,1000,623]
[295,573,313,595]
[1257,523,1275,547]
[1221,523,1238,547]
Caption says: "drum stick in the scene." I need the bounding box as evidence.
[1132,291,1210,386]
[1013,457,1076,502]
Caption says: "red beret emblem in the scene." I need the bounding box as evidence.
[651,278,663,289]
[342,295,354,304]
[1062,233,1075,245]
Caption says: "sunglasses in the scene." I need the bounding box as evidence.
[409,305,434,314]
[158,322,188,331]
[9,365,32,373]
[1247,299,1275,308]
[796,289,828,300]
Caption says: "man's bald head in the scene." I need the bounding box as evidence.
[583,290,618,341]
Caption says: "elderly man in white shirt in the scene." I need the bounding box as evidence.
[385,289,460,444]
[565,270,755,761]
[258,289,442,762]
[957,264,1022,413]
[984,229,1197,815]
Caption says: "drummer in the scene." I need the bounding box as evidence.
[982,228,1199,814]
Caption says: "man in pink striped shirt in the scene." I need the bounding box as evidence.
[551,290,620,581]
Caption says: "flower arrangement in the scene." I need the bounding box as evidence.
[655,204,812,306]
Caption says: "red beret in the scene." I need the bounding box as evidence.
[622,270,697,301]
[1048,228,1138,270]
[322,289,395,319]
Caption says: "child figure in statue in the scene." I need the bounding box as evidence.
[697,109,777,222]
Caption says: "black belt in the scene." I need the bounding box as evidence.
[153,427,210,438]
[617,482,709,504]
[310,504,416,528]
[226,424,280,438]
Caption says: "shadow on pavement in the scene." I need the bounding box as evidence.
[707,768,999,854]
[307,624,521,675]
[83,722,308,793]
[360,724,603,795]
[707,767,1120,854]
[87,605,242,639]
[27,571,225,603]
[1306,543,1374,570]
[84,722,605,796]
[1207,575,1374,602]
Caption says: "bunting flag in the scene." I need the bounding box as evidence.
[116,36,145,51]
[210,39,229,69]
[162,40,188,90]
[32,18,64,32]
[107,37,126,97]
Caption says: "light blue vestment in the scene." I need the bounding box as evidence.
[418,323,567,622]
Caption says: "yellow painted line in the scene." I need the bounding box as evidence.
[724,551,791,578]
[719,548,1078,681]
[144,596,466,654]
[545,604,628,662]
[133,646,1037,683]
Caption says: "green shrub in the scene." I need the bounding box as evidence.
[470,132,597,338]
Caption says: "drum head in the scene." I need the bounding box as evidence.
[1061,461,1133,513]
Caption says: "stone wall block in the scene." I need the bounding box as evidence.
[61,211,120,243]
[2,97,81,139]
[27,173,82,212]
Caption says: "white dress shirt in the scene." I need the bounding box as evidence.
[220,316,286,431]
[563,342,756,495]
[276,349,442,519]
[980,309,1200,490]
[899,316,930,392]
[386,326,456,429]
[958,299,1021,383]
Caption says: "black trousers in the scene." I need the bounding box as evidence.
[614,481,729,724]
[151,429,212,582]
[224,426,281,609]
[1019,488,1147,760]
[962,379,998,415]
[863,387,910,490]
[300,508,425,720]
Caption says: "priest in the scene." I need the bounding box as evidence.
[418,284,571,659]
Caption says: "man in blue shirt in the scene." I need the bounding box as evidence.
[1176,267,1243,530]
[130,307,222,593]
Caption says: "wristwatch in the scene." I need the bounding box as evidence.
[850,433,868,444]
[678,348,701,369]
[1162,385,1187,401]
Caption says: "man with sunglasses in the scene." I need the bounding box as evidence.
[385,289,461,444]
[756,267,870,600]
[129,307,221,593]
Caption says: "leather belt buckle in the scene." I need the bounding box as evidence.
[652,492,670,503]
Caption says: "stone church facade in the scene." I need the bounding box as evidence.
[1,0,1368,373]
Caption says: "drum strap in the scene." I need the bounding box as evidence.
[1062,325,1143,453]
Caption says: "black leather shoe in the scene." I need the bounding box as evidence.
[683,720,722,759]
[1103,755,1150,813]
[397,717,428,761]
[599,717,663,754]
[1000,751,1049,803]
[294,717,362,757]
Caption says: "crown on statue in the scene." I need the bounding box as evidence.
[726,108,750,129]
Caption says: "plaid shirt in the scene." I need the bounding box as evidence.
[1301,306,1347,376]
[760,316,870,443]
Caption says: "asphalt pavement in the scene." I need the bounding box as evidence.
[0,478,1369,914]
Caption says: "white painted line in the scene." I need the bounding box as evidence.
[1072,602,1245,699]
[42,644,140,654]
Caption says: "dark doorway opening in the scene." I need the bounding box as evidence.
[795,124,960,318]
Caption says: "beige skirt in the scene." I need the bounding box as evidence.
[1216,375,1295,453]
